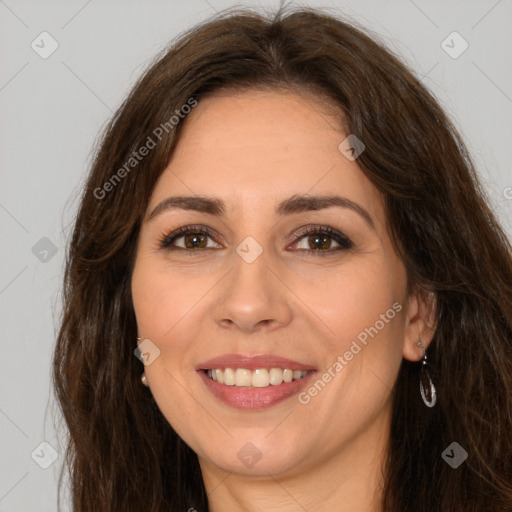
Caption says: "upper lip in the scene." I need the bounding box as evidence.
[196,354,315,371]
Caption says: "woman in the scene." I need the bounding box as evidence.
[53,5,512,511]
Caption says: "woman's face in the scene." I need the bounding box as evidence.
[131,89,423,479]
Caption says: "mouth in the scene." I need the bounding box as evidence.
[196,354,317,409]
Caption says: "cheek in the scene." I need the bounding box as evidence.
[132,258,199,337]
[305,260,405,407]
[131,256,221,376]
[299,260,402,343]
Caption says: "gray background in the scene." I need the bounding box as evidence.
[1,1,511,510]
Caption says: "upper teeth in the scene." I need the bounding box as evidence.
[206,368,309,387]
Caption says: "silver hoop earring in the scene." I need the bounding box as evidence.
[417,339,436,408]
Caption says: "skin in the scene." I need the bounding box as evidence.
[131,89,436,512]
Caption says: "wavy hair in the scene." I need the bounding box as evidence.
[53,5,512,511]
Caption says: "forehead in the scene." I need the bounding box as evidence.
[149,89,383,223]
[176,88,345,153]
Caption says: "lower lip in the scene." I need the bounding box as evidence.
[197,370,317,410]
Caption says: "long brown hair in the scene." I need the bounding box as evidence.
[53,4,512,511]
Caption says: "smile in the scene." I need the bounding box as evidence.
[205,367,310,387]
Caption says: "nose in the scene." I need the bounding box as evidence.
[212,248,293,334]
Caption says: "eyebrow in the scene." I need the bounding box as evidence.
[148,194,375,229]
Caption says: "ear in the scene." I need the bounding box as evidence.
[402,287,437,362]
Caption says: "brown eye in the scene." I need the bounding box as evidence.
[160,226,221,250]
[182,233,208,249]
[305,233,333,250]
[291,226,353,255]
[160,224,352,256]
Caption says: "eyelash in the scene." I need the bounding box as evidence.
[159,224,353,256]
